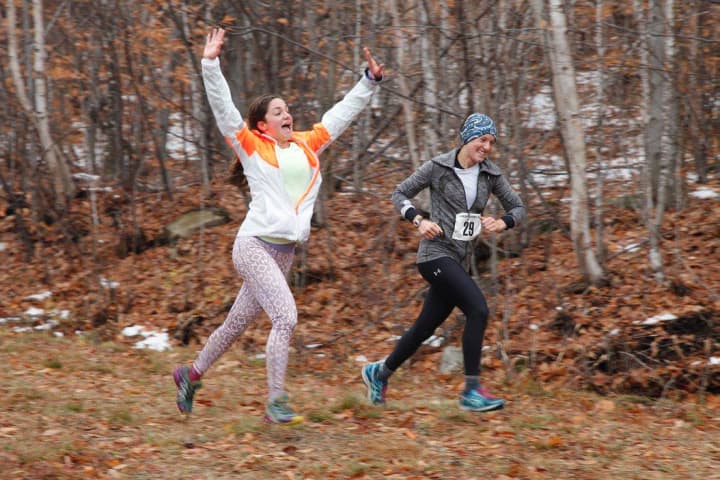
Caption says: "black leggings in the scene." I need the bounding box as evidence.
[385,256,489,376]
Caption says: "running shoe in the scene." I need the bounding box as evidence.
[265,394,303,425]
[361,361,388,405]
[458,386,505,412]
[173,365,202,414]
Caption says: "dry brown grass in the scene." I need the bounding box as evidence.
[1,329,718,479]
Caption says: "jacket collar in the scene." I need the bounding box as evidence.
[432,148,503,176]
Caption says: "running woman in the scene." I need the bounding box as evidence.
[174,27,385,424]
[362,113,526,412]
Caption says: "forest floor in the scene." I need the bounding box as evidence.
[1,168,719,479]
[1,329,719,479]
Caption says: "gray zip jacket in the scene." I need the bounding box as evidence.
[391,148,526,267]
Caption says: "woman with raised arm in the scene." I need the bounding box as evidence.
[362,113,526,412]
[174,28,384,424]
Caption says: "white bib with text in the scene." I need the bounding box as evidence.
[452,213,482,241]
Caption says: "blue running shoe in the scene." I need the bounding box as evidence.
[173,365,202,414]
[265,394,303,425]
[361,361,388,405]
[459,386,505,412]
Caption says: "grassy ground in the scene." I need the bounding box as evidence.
[2,328,718,480]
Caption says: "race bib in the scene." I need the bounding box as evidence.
[452,213,482,241]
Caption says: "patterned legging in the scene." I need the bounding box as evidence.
[193,236,297,401]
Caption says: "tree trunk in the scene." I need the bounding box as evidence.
[389,0,428,211]
[352,0,370,193]
[389,0,421,172]
[593,0,608,264]
[418,1,440,159]
[7,0,75,207]
[645,0,675,283]
[539,0,604,285]
[689,0,709,184]
[646,0,666,203]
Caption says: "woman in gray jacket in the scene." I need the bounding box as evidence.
[362,113,526,412]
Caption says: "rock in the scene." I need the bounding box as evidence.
[160,207,231,244]
[440,346,463,374]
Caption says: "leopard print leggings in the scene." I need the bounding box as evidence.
[192,236,297,401]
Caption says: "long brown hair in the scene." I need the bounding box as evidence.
[228,93,282,188]
[247,93,281,132]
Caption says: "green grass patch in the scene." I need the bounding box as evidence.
[510,414,559,430]
[331,394,383,419]
[43,358,62,369]
[108,408,134,426]
[64,401,84,413]
[307,409,333,423]
[225,417,262,436]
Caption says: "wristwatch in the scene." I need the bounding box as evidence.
[412,215,423,227]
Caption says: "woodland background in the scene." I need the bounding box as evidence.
[1,0,719,478]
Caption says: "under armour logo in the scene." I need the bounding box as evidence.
[433,268,442,276]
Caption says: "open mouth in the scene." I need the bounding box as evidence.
[281,123,292,132]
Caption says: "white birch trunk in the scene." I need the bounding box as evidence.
[545,0,604,285]
[594,0,607,263]
[418,2,440,159]
[645,0,669,282]
[389,0,421,172]
[8,0,75,205]
[180,0,208,195]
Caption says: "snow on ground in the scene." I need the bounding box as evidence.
[121,325,172,352]
[689,188,718,200]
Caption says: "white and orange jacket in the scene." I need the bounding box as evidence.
[202,57,380,242]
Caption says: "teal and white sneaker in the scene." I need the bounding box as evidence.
[361,361,388,405]
[265,394,303,425]
[458,386,505,412]
[173,365,202,414]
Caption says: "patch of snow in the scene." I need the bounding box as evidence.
[0,317,23,324]
[100,278,119,289]
[166,113,199,161]
[640,313,677,326]
[73,173,101,183]
[0,242,6,252]
[529,323,539,331]
[609,328,620,336]
[355,355,368,363]
[305,343,322,349]
[121,325,144,337]
[52,309,70,320]
[387,335,401,342]
[133,331,170,352]
[25,307,45,317]
[689,188,718,200]
[525,87,556,130]
[422,335,444,347]
[121,325,172,352]
[709,357,720,366]
[25,291,52,301]
[621,243,641,253]
[34,320,59,331]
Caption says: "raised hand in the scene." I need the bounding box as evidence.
[203,28,226,60]
[363,47,385,81]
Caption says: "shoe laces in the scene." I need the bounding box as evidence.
[475,386,498,400]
